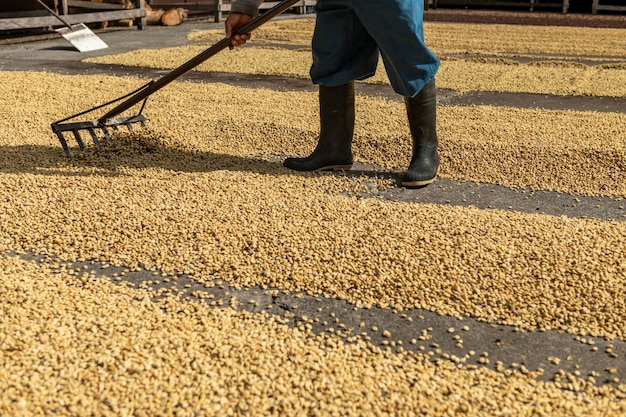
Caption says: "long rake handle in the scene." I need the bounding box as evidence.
[99,0,300,122]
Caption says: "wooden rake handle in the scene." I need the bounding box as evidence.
[98,0,301,122]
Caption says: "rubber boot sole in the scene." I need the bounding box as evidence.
[313,164,353,172]
[401,169,438,188]
[401,177,436,188]
[283,160,353,172]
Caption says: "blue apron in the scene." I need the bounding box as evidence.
[310,0,440,97]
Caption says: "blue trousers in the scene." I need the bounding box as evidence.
[310,0,440,98]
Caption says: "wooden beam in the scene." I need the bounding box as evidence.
[0,9,146,31]
[138,0,146,29]
[0,11,48,19]
[436,0,567,11]
[66,0,130,10]
[592,0,626,14]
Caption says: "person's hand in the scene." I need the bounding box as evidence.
[225,12,253,50]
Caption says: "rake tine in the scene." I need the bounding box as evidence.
[88,127,100,146]
[72,129,86,151]
[51,115,147,156]
[56,132,72,157]
[101,126,111,140]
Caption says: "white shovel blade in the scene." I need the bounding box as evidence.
[56,23,108,52]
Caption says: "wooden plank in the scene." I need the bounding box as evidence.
[259,1,283,8]
[148,0,207,3]
[436,0,561,9]
[0,15,66,30]
[434,0,567,11]
[531,0,564,10]
[425,0,438,10]
[596,5,626,12]
[592,0,626,14]
[0,1,55,13]
[436,0,532,5]
[0,9,145,30]
[66,0,129,10]
[146,0,314,22]
[148,0,220,6]
[63,9,146,22]
[215,0,228,23]
[138,0,146,29]
[0,11,48,19]
[295,0,315,14]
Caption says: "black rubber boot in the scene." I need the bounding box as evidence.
[401,81,439,187]
[283,82,355,171]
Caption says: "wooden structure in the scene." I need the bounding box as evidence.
[430,0,570,13]
[425,0,438,9]
[592,0,626,14]
[0,0,147,32]
[147,0,316,22]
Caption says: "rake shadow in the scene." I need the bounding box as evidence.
[0,141,398,184]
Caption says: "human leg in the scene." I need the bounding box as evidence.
[309,0,379,87]
[350,0,439,97]
[284,0,374,172]
[283,82,355,171]
[402,81,438,187]
[350,0,440,185]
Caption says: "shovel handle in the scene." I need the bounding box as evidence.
[99,0,301,122]
[35,0,73,28]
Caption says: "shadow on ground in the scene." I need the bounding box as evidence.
[0,139,393,181]
[1,138,624,221]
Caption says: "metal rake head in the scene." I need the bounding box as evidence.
[51,80,153,157]
[52,114,146,157]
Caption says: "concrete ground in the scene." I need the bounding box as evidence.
[1,9,625,388]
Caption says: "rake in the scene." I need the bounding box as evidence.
[51,0,300,157]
